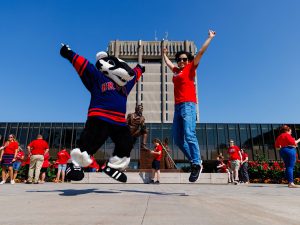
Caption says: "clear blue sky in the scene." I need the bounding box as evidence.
[1,0,300,123]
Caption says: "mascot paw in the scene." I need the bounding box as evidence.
[101,162,127,183]
[66,163,84,181]
[137,64,145,73]
[60,43,72,59]
[70,148,92,167]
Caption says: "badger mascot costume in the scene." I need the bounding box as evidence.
[60,43,145,182]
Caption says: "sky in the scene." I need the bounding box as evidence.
[0,0,300,123]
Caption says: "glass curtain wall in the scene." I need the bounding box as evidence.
[0,122,298,165]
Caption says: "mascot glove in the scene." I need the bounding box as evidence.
[60,43,73,59]
[70,148,92,167]
[136,64,145,73]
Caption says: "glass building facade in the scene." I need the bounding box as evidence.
[1,122,299,166]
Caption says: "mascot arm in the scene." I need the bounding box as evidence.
[133,64,145,81]
[60,44,98,91]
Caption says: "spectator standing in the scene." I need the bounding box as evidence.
[149,138,162,184]
[27,134,49,184]
[162,30,216,182]
[11,146,25,181]
[0,134,19,184]
[239,148,250,184]
[55,147,70,183]
[39,152,50,183]
[275,125,300,188]
[87,156,99,172]
[227,140,242,185]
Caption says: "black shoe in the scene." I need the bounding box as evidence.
[189,164,203,182]
[33,182,39,184]
[149,179,155,184]
[65,163,84,181]
[101,163,127,183]
[25,181,32,184]
[155,180,160,184]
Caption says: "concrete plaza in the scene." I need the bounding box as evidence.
[0,182,299,225]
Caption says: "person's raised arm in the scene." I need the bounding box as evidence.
[194,30,216,67]
[162,48,175,71]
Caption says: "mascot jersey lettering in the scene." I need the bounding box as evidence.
[70,53,142,126]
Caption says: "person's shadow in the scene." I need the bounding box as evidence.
[27,188,121,196]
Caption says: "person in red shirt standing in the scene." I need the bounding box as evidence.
[27,134,49,184]
[87,156,99,172]
[275,125,300,188]
[149,138,163,184]
[227,139,242,185]
[39,151,50,183]
[239,148,249,184]
[11,146,25,181]
[162,30,216,182]
[55,147,70,183]
[0,134,19,184]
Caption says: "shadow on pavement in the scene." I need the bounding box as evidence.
[119,189,188,196]
[27,188,121,196]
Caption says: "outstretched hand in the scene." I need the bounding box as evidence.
[60,43,72,59]
[208,30,216,38]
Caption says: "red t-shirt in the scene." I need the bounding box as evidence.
[16,151,25,162]
[42,152,50,168]
[228,145,241,160]
[21,156,30,166]
[28,139,49,155]
[3,141,19,155]
[56,149,70,164]
[88,156,99,170]
[154,144,163,161]
[172,62,197,105]
[275,133,296,148]
[241,152,248,161]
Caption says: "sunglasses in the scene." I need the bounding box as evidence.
[176,57,188,63]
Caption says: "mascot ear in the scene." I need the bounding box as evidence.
[96,51,108,61]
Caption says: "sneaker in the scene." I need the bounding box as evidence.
[25,181,33,184]
[0,180,6,184]
[101,162,127,183]
[155,180,160,184]
[288,183,299,188]
[149,179,155,184]
[65,163,84,181]
[189,164,202,182]
[234,180,239,185]
[10,180,15,184]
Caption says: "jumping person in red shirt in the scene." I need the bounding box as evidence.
[0,134,19,184]
[227,140,242,185]
[275,125,300,188]
[162,30,216,182]
[55,147,70,183]
[27,134,49,184]
[149,138,163,184]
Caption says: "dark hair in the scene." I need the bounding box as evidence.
[175,51,194,62]
[280,125,291,133]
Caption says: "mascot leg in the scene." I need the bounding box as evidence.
[101,126,133,183]
[66,118,107,181]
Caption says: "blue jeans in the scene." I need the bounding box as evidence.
[172,102,201,165]
[279,147,296,183]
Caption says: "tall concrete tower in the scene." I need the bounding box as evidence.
[108,40,200,123]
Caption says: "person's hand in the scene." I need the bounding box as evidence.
[163,47,168,55]
[12,158,16,163]
[208,30,216,38]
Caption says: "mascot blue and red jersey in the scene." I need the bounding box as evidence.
[70,53,142,126]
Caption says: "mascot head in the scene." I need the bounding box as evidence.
[95,51,135,86]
